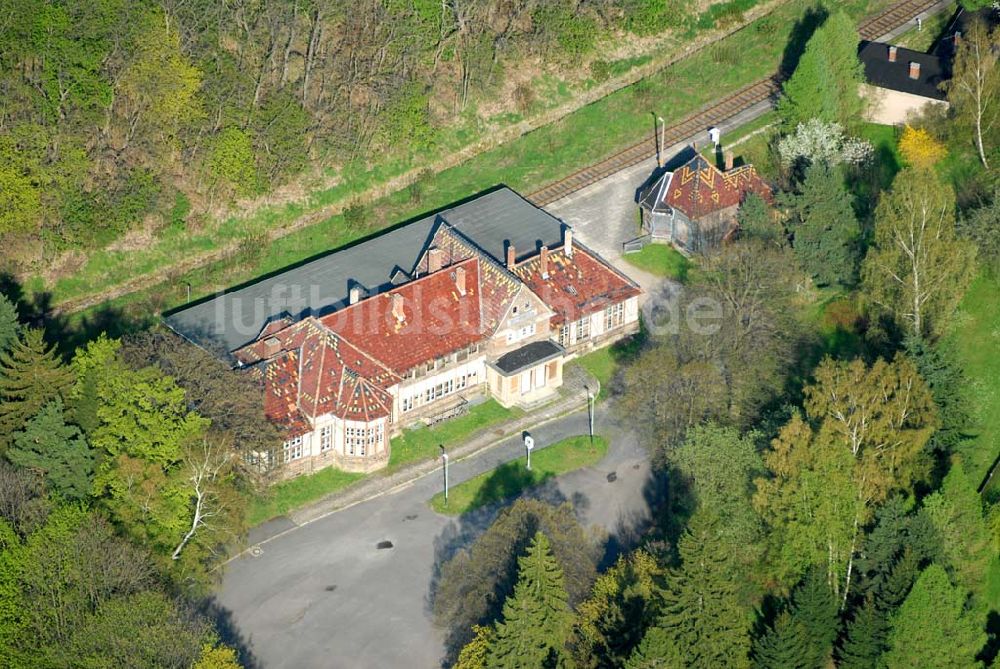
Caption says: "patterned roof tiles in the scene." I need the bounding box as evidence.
[644,153,772,220]
[512,246,640,326]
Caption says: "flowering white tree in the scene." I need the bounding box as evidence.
[778,119,874,169]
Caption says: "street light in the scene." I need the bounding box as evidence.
[656,115,666,168]
[524,434,535,471]
[439,445,449,506]
[587,390,595,445]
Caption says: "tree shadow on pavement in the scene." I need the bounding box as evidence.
[200,597,261,669]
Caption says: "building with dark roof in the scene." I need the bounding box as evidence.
[165,187,641,476]
[637,151,772,254]
[858,40,950,125]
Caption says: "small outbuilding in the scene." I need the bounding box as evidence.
[858,40,950,125]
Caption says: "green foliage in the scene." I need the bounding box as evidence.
[434,499,601,662]
[622,244,691,281]
[0,328,74,450]
[837,599,889,669]
[570,549,663,668]
[533,2,598,59]
[622,0,689,36]
[920,460,993,600]
[170,191,192,228]
[883,564,986,669]
[209,127,257,197]
[904,334,971,454]
[778,11,864,127]
[632,510,752,668]
[379,83,436,151]
[781,163,860,286]
[0,294,20,354]
[958,186,1000,278]
[737,193,780,247]
[0,163,42,235]
[7,399,93,500]
[863,167,977,339]
[752,611,812,669]
[489,532,574,668]
[755,356,938,595]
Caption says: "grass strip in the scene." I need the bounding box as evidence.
[429,435,608,515]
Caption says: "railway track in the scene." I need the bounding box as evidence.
[528,0,943,207]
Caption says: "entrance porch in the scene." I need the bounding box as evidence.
[487,340,565,408]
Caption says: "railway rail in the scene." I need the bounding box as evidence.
[528,0,944,207]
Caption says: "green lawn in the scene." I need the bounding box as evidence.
[52,0,890,337]
[247,467,365,526]
[949,273,1000,490]
[623,244,691,281]
[429,435,609,515]
[389,399,520,471]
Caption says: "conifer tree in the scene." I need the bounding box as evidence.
[0,293,19,354]
[883,564,985,669]
[837,599,888,669]
[0,329,73,450]
[7,399,94,500]
[781,162,860,286]
[790,568,839,667]
[455,625,494,669]
[778,11,864,126]
[920,460,992,600]
[489,532,573,669]
[752,611,811,669]
[628,511,752,668]
[904,334,971,454]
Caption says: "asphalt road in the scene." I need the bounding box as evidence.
[216,405,660,669]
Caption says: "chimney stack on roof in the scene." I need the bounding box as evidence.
[454,266,467,296]
[349,285,361,305]
[724,151,734,171]
[264,336,281,353]
[391,293,405,322]
[506,242,516,269]
[564,228,574,258]
[909,61,921,80]
[539,246,550,279]
[427,247,444,273]
[888,45,898,62]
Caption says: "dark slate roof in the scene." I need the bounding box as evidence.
[491,340,564,375]
[859,41,948,100]
[163,187,566,359]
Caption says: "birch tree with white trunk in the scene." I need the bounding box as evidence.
[947,17,1000,169]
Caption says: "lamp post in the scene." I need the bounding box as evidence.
[439,445,449,506]
[587,390,595,445]
[656,115,666,167]
[524,434,535,471]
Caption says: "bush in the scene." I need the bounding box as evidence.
[590,60,612,83]
[512,82,535,115]
[343,201,369,231]
[623,0,690,36]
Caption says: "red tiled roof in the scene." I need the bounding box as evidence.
[417,225,521,335]
[236,319,400,432]
[321,256,489,375]
[512,246,640,326]
[663,155,772,220]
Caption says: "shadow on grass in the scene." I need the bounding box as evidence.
[200,597,261,669]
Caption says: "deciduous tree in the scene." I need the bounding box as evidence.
[862,167,976,339]
[946,17,1000,168]
[754,356,938,601]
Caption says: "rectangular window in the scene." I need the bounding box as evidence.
[506,322,537,345]
[558,324,570,347]
[283,435,303,462]
[402,396,415,413]
[575,317,590,343]
[320,425,332,452]
[605,302,625,330]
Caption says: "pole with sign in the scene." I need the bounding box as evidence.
[524,434,534,471]
[439,445,449,506]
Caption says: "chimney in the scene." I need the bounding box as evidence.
[506,243,516,269]
[391,293,405,322]
[264,336,280,354]
[349,285,361,305]
[454,266,467,296]
[909,61,920,80]
[427,247,444,273]
[888,45,897,62]
[692,140,698,153]
[564,228,574,257]
[539,246,550,279]
[724,151,734,171]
